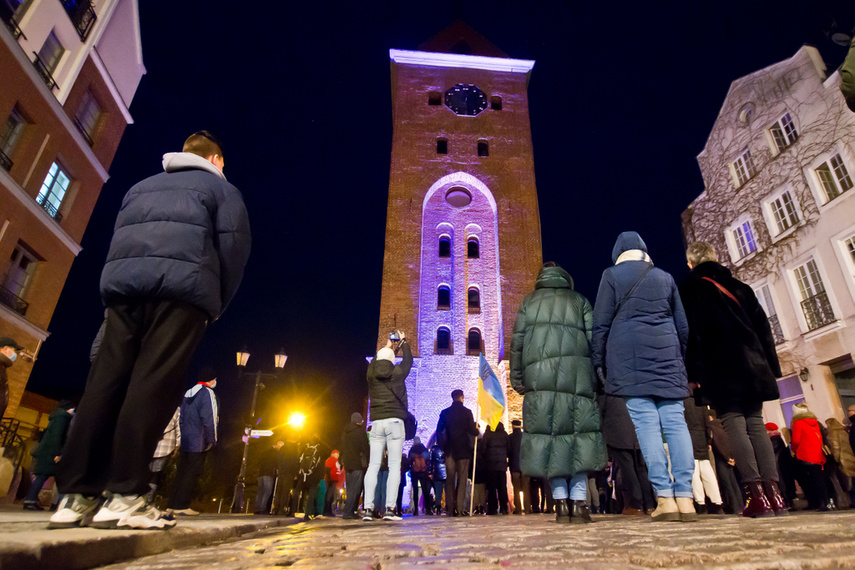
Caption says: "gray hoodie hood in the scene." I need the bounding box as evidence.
[162,152,226,180]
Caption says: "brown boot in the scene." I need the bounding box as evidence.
[742,481,774,518]
[650,496,680,522]
[675,497,698,522]
[762,480,789,516]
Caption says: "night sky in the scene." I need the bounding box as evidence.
[25,0,853,484]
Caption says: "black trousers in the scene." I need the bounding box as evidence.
[342,470,364,515]
[57,299,207,497]
[610,447,655,511]
[273,473,296,515]
[445,456,470,513]
[486,470,508,514]
[411,472,433,513]
[168,451,208,509]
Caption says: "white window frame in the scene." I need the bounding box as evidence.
[761,184,801,242]
[36,161,72,219]
[804,145,855,210]
[784,251,843,337]
[767,112,799,155]
[2,244,38,300]
[725,215,760,264]
[730,148,757,188]
[752,279,788,348]
[831,223,855,305]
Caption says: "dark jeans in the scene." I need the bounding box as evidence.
[323,479,338,514]
[718,403,778,483]
[610,447,655,511]
[445,456,470,513]
[57,299,207,497]
[273,472,296,515]
[292,476,318,515]
[433,478,446,512]
[24,474,50,503]
[168,451,208,509]
[343,470,364,516]
[511,472,530,513]
[255,476,274,513]
[411,472,433,513]
[486,470,508,514]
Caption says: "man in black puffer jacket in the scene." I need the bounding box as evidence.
[51,132,250,531]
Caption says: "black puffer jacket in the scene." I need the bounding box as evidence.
[510,265,607,479]
[100,153,251,320]
[366,341,412,421]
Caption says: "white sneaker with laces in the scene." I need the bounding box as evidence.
[119,503,176,530]
[47,494,100,529]
[382,513,402,521]
[91,494,147,529]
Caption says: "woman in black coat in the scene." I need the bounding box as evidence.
[483,422,510,515]
[679,242,785,518]
[591,232,696,522]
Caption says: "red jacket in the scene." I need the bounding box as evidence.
[791,417,826,465]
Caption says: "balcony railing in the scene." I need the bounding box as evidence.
[61,0,97,41]
[768,314,785,345]
[38,198,63,222]
[0,148,12,171]
[73,115,94,146]
[32,52,58,91]
[1,9,25,40]
[801,291,836,331]
[0,283,29,316]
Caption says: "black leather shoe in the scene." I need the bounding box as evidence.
[555,499,570,524]
[22,502,44,511]
[570,500,593,524]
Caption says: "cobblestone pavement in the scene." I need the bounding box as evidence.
[103,511,855,569]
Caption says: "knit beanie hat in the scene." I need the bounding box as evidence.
[351,412,363,424]
[198,367,217,384]
[377,347,396,363]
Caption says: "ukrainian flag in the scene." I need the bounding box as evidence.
[477,353,505,430]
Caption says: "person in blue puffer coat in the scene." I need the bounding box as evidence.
[52,132,250,530]
[591,231,695,523]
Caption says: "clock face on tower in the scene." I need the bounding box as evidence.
[444,83,488,116]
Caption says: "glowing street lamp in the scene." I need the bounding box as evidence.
[230,347,287,514]
[287,411,306,429]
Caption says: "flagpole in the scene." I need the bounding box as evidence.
[470,403,480,516]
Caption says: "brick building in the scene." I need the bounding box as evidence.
[682,46,855,428]
[375,23,542,440]
[0,0,144,418]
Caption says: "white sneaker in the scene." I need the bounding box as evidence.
[169,508,200,516]
[47,494,100,529]
[383,513,402,521]
[119,504,176,530]
[91,494,147,529]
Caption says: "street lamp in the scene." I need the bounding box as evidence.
[230,347,287,513]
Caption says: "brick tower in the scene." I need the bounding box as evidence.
[375,22,542,439]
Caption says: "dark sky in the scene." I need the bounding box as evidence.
[27,1,853,461]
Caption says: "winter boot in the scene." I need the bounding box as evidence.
[650,496,680,522]
[570,500,593,524]
[675,497,698,522]
[741,481,774,518]
[762,480,789,516]
[555,499,570,524]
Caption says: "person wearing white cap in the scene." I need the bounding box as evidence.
[362,330,411,521]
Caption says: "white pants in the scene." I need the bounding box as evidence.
[363,418,404,511]
[692,459,722,505]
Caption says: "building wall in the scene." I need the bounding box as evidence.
[376,44,539,440]
[0,0,142,417]
[683,46,855,428]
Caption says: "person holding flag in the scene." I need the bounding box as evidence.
[510,262,608,524]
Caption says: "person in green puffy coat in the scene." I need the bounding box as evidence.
[510,263,607,524]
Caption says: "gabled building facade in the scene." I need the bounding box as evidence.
[682,46,855,428]
[375,23,542,438]
[0,0,144,418]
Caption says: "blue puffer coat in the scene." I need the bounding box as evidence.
[591,232,690,400]
[100,153,251,320]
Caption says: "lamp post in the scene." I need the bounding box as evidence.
[230,347,287,514]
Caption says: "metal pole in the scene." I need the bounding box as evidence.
[231,371,263,513]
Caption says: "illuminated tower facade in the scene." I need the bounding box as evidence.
[376,22,542,438]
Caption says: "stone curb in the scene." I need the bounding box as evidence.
[0,515,297,570]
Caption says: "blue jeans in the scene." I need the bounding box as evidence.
[625,397,694,499]
[255,476,274,513]
[363,418,405,511]
[549,473,588,500]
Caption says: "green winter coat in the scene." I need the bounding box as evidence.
[509,266,608,479]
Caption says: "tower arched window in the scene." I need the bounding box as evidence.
[437,286,450,310]
[439,236,451,258]
[467,237,480,259]
[468,287,480,313]
[436,327,452,355]
[467,329,482,356]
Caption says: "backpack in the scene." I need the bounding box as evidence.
[299,445,318,474]
[411,452,427,473]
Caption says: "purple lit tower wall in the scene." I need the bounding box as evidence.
[372,23,543,443]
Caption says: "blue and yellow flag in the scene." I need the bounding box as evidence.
[477,353,505,430]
